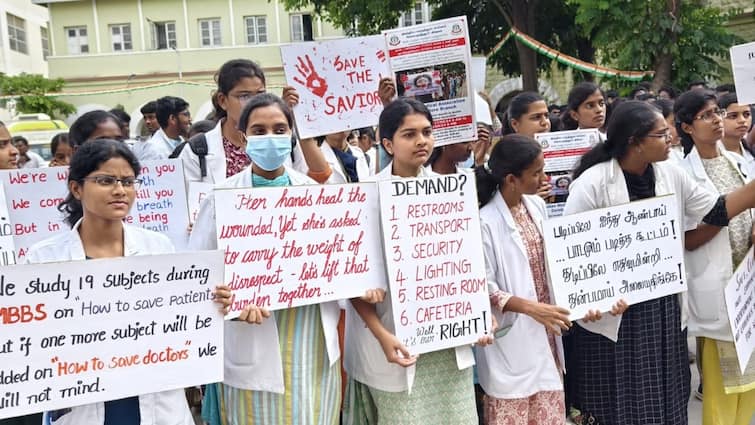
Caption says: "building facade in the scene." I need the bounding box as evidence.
[35,0,353,134]
[0,0,49,78]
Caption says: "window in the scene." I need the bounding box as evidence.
[290,14,313,42]
[7,13,27,54]
[150,21,176,50]
[110,24,132,51]
[65,26,88,54]
[198,18,221,47]
[401,2,427,27]
[40,26,50,59]
[244,16,267,44]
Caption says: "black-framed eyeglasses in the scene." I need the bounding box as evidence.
[81,175,143,188]
[694,108,726,122]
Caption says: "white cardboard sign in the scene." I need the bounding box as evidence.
[725,246,755,374]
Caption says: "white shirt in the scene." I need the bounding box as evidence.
[188,165,340,393]
[28,220,194,425]
[564,159,718,341]
[343,163,475,392]
[677,145,751,341]
[476,193,564,398]
[20,150,45,168]
[141,128,182,161]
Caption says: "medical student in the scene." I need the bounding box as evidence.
[343,98,494,425]
[564,100,755,425]
[29,139,230,424]
[560,82,606,137]
[68,111,124,147]
[719,92,755,178]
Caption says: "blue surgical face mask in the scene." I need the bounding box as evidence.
[245,134,292,171]
[457,152,474,169]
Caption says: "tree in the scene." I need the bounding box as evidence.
[568,0,742,91]
[0,73,76,118]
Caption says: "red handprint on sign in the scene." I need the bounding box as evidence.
[293,54,329,98]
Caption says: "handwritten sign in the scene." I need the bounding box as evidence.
[0,160,190,259]
[0,251,224,419]
[543,196,685,319]
[281,35,391,138]
[725,246,755,374]
[188,182,213,225]
[731,41,755,105]
[378,174,490,355]
[383,16,477,147]
[213,183,386,316]
[0,184,16,265]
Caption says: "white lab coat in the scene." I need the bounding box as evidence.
[188,165,340,393]
[320,141,372,183]
[476,193,564,399]
[678,146,751,341]
[564,158,718,341]
[720,140,755,180]
[178,120,310,185]
[140,128,182,161]
[343,163,475,392]
[27,220,194,425]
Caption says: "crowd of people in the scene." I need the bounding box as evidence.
[0,56,753,425]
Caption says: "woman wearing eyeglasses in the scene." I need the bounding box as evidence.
[675,90,755,425]
[564,100,755,425]
[26,140,231,425]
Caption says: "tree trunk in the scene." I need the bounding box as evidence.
[509,0,539,92]
[651,0,679,91]
[576,35,596,82]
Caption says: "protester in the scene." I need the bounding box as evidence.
[560,82,606,135]
[28,139,230,425]
[319,130,372,183]
[651,98,683,163]
[139,96,191,160]
[109,108,131,140]
[12,136,44,168]
[140,101,159,137]
[343,98,494,425]
[675,90,755,425]
[718,93,755,178]
[475,134,571,425]
[49,132,73,167]
[177,59,330,184]
[190,93,347,425]
[565,100,755,425]
[502,92,551,138]
[357,126,377,170]
[68,110,124,148]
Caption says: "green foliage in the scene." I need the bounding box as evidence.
[568,0,742,88]
[279,0,415,34]
[428,0,585,77]
[0,73,76,118]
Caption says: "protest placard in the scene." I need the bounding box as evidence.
[0,160,190,259]
[535,129,600,218]
[0,184,16,265]
[378,174,490,355]
[281,35,391,138]
[213,183,386,316]
[0,251,224,419]
[383,16,477,147]
[188,182,213,225]
[725,246,755,374]
[543,195,685,319]
[730,41,755,105]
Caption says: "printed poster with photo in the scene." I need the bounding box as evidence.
[383,16,477,147]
